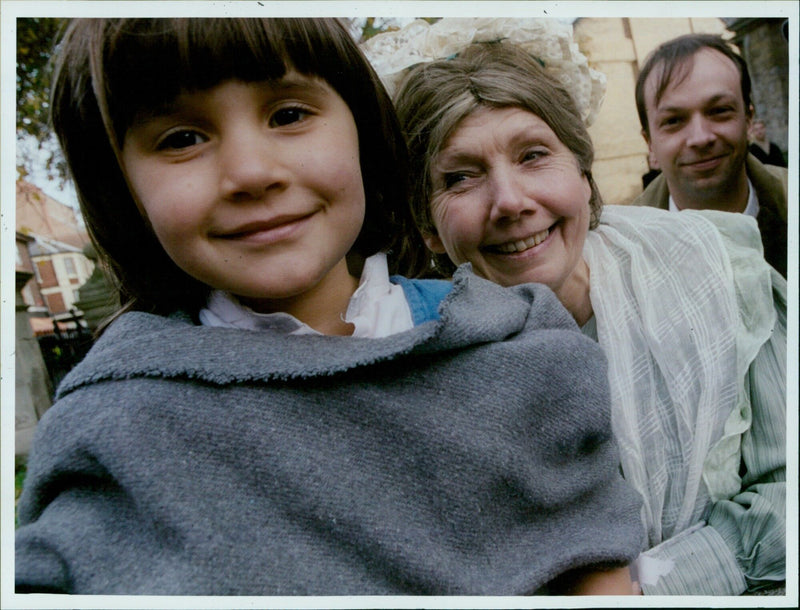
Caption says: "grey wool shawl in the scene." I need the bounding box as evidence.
[16,267,644,595]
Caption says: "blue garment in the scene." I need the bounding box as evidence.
[392,275,453,326]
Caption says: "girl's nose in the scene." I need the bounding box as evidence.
[488,167,534,223]
[219,129,288,201]
[685,114,716,148]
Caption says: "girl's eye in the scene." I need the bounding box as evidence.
[269,106,312,127]
[157,130,206,151]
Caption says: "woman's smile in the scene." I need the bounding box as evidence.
[427,106,592,301]
[486,223,555,254]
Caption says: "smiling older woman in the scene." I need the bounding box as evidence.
[393,40,786,596]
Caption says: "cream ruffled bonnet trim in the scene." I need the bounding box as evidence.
[360,17,607,126]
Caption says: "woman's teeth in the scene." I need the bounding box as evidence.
[496,228,550,253]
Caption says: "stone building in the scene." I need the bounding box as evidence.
[725,17,790,155]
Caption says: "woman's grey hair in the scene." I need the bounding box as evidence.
[394,41,603,278]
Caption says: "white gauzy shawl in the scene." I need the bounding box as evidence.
[582,205,778,547]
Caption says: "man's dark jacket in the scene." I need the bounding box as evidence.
[631,154,788,277]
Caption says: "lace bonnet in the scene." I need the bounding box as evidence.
[360,17,606,127]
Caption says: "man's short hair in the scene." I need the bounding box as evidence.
[635,33,752,136]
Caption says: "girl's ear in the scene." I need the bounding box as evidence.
[424,233,447,254]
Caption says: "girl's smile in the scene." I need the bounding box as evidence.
[121,75,365,327]
[210,211,319,244]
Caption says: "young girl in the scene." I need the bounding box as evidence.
[15,18,643,595]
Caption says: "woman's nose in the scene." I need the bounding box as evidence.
[488,168,534,223]
[219,129,288,201]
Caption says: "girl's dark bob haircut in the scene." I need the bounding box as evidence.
[51,18,412,321]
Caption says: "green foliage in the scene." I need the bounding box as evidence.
[15,459,27,528]
[359,17,394,41]
[16,17,64,138]
[349,17,436,43]
[16,17,68,181]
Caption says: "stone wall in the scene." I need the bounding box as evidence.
[728,18,789,155]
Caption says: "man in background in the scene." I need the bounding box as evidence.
[749,118,787,168]
[632,33,787,277]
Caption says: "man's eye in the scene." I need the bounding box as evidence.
[709,106,734,116]
[661,116,683,128]
[269,106,311,127]
[157,130,205,150]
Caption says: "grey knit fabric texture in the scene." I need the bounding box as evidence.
[16,268,644,595]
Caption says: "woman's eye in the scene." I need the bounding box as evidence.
[269,106,311,127]
[522,149,546,162]
[157,130,205,150]
[443,172,468,189]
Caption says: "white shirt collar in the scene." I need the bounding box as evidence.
[198,252,413,338]
[742,178,759,218]
[668,177,758,217]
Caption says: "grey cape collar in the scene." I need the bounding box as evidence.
[57,266,571,395]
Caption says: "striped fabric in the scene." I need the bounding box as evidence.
[581,205,786,595]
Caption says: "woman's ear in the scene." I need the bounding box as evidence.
[423,233,447,254]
